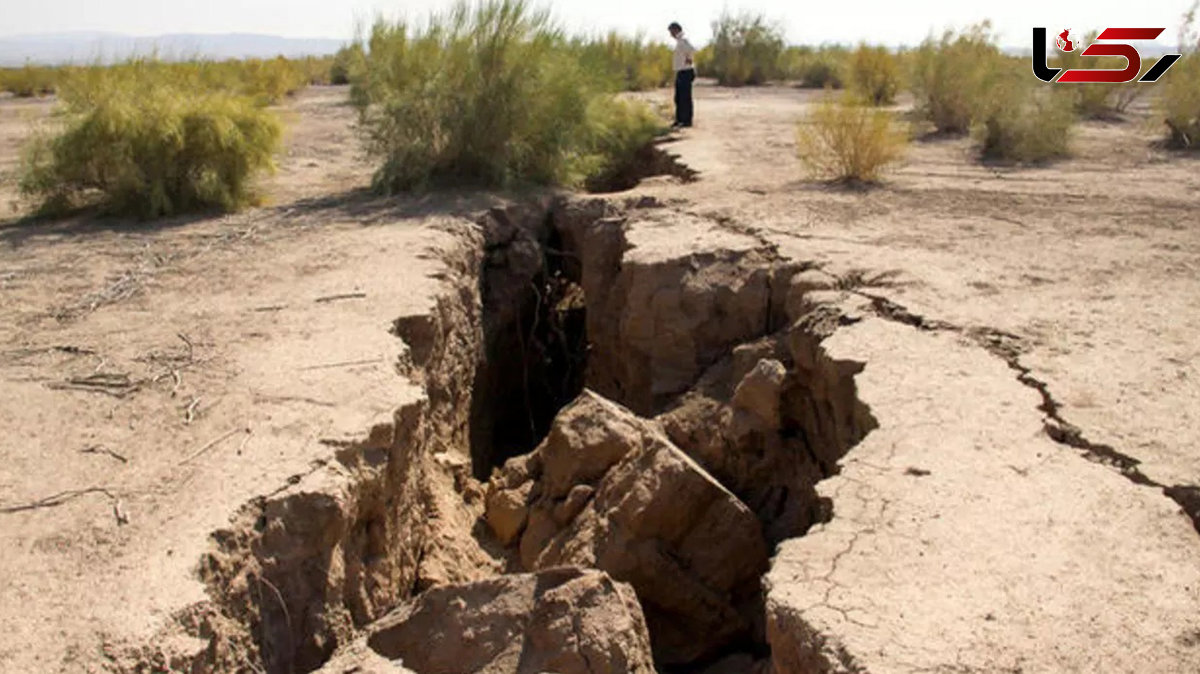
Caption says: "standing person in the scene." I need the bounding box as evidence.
[669,22,696,128]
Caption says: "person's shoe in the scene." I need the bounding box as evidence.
[670,122,683,130]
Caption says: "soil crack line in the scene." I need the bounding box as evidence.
[855,289,1200,536]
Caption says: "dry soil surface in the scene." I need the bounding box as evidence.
[0,83,1197,673]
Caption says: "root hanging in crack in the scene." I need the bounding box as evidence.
[469,209,590,479]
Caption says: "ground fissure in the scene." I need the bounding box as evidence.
[133,192,1197,674]
[173,195,884,674]
[858,290,1200,537]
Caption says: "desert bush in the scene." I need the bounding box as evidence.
[330,43,365,85]
[0,64,58,97]
[578,96,669,189]
[573,32,673,91]
[352,0,667,192]
[709,11,784,86]
[848,44,899,105]
[235,57,309,104]
[795,95,907,182]
[694,45,714,77]
[1159,3,1200,148]
[972,63,1075,162]
[780,46,846,88]
[295,56,335,86]
[19,61,282,218]
[1160,55,1200,148]
[909,23,1001,133]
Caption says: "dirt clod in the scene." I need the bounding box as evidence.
[319,568,656,674]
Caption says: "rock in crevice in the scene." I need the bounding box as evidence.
[482,205,880,672]
[167,197,881,674]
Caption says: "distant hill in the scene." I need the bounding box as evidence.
[0,32,345,66]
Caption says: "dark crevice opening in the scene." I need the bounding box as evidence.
[585,141,699,194]
[469,217,588,480]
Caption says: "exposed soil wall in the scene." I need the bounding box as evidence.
[168,195,878,674]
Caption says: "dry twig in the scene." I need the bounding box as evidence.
[0,487,116,514]
[47,373,142,398]
[79,445,128,464]
[314,292,367,304]
[299,358,381,371]
[179,428,249,465]
[184,397,202,424]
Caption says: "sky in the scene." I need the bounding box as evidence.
[1,0,1195,49]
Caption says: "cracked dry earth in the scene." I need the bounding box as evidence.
[1,83,1199,674]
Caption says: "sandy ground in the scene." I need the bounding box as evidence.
[0,82,1198,672]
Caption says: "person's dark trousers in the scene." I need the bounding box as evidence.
[674,68,695,127]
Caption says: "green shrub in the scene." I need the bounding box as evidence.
[578,96,669,190]
[694,45,714,77]
[848,44,899,105]
[972,64,1075,162]
[19,62,282,218]
[572,32,673,92]
[709,11,784,86]
[910,23,1001,133]
[351,0,667,192]
[296,56,335,86]
[796,95,908,182]
[1160,55,1200,148]
[780,46,847,88]
[330,43,365,85]
[1160,3,1200,148]
[1,64,57,97]
[235,57,309,104]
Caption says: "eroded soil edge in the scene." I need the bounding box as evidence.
[123,195,878,673]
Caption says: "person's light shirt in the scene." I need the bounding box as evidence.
[673,35,696,71]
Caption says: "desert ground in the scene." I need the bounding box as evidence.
[1,84,1198,673]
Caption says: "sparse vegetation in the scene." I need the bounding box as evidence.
[350,0,667,193]
[781,46,847,89]
[1160,2,1200,148]
[330,43,365,85]
[972,62,1075,162]
[19,60,282,218]
[708,11,785,86]
[1,56,327,104]
[573,32,673,92]
[849,44,900,105]
[0,64,58,97]
[909,23,1002,134]
[795,95,908,183]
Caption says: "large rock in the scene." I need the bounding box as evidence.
[319,567,655,674]
[554,200,798,417]
[658,316,876,544]
[485,391,769,666]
